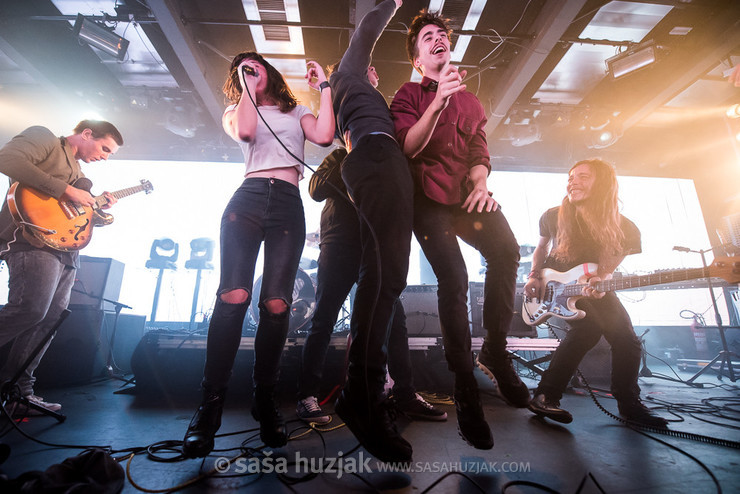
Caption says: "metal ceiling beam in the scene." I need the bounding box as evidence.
[0,35,61,95]
[482,0,588,135]
[620,26,740,131]
[146,0,225,127]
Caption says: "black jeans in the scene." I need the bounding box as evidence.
[536,292,642,402]
[203,178,305,390]
[298,226,415,399]
[413,192,520,374]
[339,134,414,398]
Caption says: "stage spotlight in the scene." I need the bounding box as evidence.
[605,40,657,79]
[185,237,214,270]
[73,14,129,61]
[146,238,178,270]
[586,122,621,149]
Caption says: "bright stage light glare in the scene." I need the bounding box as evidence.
[726,104,740,119]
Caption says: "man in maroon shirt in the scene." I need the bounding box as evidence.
[390,10,528,450]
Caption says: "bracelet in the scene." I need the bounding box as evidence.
[319,81,331,91]
[527,271,541,280]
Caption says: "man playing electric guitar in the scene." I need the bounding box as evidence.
[524,158,668,428]
[0,120,123,415]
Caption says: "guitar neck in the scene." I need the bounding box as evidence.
[94,185,147,208]
[563,266,711,296]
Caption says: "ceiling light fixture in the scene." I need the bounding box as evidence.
[73,14,129,61]
[605,40,657,79]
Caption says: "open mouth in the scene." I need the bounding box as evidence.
[432,45,446,55]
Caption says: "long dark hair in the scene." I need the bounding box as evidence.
[222,52,297,113]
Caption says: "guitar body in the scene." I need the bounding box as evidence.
[521,263,598,326]
[7,182,110,251]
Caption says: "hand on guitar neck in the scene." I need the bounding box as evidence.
[60,185,117,209]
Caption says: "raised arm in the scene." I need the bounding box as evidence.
[338,0,401,75]
[223,59,260,142]
[301,61,335,147]
[398,66,466,158]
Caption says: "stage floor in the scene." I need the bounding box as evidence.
[1,363,738,493]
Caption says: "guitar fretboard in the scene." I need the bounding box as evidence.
[562,267,711,296]
[111,185,147,199]
[94,181,152,208]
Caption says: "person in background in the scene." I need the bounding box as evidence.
[182,52,334,458]
[0,120,122,415]
[525,158,668,428]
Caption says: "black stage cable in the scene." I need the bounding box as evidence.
[575,370,727,494]
[419,471,488,493]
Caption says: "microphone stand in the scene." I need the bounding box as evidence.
[70,287,134,384]
[638,328,704,387]
[102,297,135,386]
[675,246,738,383]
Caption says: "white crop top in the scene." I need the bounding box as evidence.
[225,103,313,179]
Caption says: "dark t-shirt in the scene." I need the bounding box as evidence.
[539,206,641,272]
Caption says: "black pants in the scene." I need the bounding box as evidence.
[536,292,642,402]
[339,134,414,398]
[413,192,520,374]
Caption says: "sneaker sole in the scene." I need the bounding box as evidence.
[528,405,573,424]
[403,411,448,422]
[297,414,331,424]
[476,359,529,408]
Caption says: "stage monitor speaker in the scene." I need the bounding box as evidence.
[69,256,125,311]
[400,285,442,336]
[34,308,146,387]
[469,282,537,338]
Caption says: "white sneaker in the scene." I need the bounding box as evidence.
[296,396,330,424]
[25,394,62,412]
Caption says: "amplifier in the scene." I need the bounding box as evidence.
[69,256,125,311]
[399,285,442,336]
[469,282,537,338]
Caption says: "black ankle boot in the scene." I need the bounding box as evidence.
[183,389,226,458]
[251,386,287,448]
[454,373,493,450]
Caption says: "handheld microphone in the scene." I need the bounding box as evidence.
[242,65,256,77]
[672,245,691,253]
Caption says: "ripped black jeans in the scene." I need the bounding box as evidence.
[202,177,305,390]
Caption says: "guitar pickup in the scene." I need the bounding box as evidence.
[60,202,86,219]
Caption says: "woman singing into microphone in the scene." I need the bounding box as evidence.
[182,52,334,457]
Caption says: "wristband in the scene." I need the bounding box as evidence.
[527,271,541,280]
[319,81,331,91]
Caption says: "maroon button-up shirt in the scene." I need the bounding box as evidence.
[390,77,491,205]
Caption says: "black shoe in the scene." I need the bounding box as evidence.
[453,382,493,450]
[183,389,226,458]
[618,399,668,428]
[477,351,530,408]
[393,393,448,422]
[335,390,413,463]
[528,393,573,424]
[251,386,288,448]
